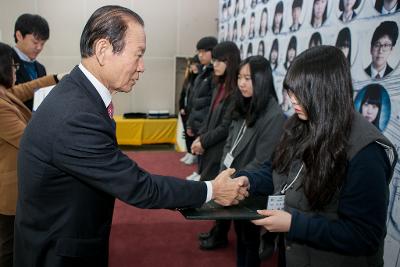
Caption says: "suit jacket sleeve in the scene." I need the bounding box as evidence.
[9,75,57,102]
[52,111,207,209]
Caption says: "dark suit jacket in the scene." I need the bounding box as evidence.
[364,63,393,79]
[14,66,207,267]
[12,49,47,110]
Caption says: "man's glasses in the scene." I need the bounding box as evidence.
[373,42,393,52]
[12,63,20,71]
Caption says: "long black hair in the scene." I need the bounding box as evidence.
[232,56,278,127]
[212,41,241,96]
[273,45,354,211]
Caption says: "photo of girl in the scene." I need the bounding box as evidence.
[257,40,265,56]
[338,0,361,23]
[269,39,279,71]
[258,7,268,38]
[284,36,297,70]
[355,83,391,132]
[272,1,284,34]
[247,42,253,57]
[248,12,256,39]
[335,27,352,64]
[311,0,329,28]
[309,32,323,48]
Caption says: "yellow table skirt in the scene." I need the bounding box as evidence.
[114,115,177,145]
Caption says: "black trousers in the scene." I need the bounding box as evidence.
[181,113,196,152]
[234,220,261,267]
[0,214,14,267]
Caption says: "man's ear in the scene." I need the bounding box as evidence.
[15,30,23,42]
[94,38,112,66]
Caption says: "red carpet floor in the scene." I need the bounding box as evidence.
[109,151,277,267]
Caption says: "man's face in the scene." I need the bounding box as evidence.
[15,32,46,60]
[198,49,212,65]
[103,21,146,93]
[371,35,393,70]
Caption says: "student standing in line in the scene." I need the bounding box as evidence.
[190,41,241,250]
[222,56,285,267]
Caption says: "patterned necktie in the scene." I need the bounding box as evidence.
[375,73,381,79]
[107,102,114,119]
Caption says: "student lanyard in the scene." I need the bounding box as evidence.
[230,121,247,154]
[267,163,304,211]
[280,163,304,195]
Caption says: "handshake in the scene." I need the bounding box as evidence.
[210,168,249,206]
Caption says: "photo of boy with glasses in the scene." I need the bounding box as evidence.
[365,21,399,79]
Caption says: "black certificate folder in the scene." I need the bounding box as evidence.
[179,196,267,220]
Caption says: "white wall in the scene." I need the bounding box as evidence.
[0,0,218,114]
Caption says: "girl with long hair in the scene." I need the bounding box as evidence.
[179,55,200,164]
[222,56,285,266]
[244,46,397,266]
[192,41,241,249]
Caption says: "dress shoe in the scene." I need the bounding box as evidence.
[199,235,228,250]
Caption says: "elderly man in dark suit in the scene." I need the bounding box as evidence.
[14,6,248,267]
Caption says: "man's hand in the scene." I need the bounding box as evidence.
[211,168,249,206]
[251,210,292,232]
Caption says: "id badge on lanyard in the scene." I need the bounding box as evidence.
[266,164,304,210]
[223,121,246,169]
[223,152,234,168]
